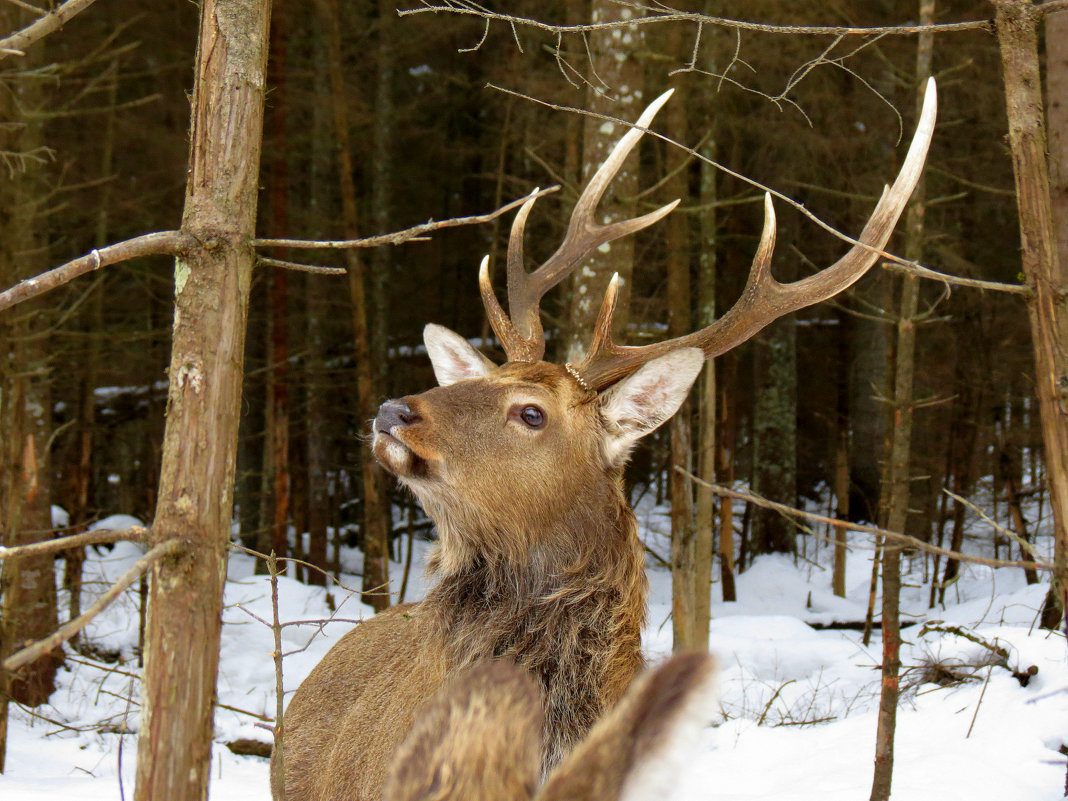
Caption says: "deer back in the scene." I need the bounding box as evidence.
[381,654,718,801]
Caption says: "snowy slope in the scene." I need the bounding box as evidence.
[2,504,1066,800]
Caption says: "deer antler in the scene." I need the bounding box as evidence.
[480,89,681,362]
[572,77,938,392]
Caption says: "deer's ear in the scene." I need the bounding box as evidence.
[424,324,495,386]
[598,349,703,467]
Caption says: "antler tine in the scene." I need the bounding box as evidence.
[575,77,938,393]
[482,89,680,363]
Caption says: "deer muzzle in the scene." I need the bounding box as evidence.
[372,399,427,478]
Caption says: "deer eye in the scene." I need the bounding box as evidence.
[516,404,546,429]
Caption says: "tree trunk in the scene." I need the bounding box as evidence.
[995,0,1068,634]
[267,5,291,568]
[371,0,394,398]
[664,34,700,652]
[303,22,333,587]
[870,8,933,798]
[751,213,798,555]
[134,2,271,799]
[0,6,60,750]
[1042,5,1068,629]
[716,358,738,601]
[832,312,851,598]
[563,0,645,363]
[316,0,391,611]
[696,130,722,619]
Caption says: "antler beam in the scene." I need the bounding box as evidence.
[574,77,938,392]
[480,90,680,362]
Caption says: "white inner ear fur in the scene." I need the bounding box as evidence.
[424,324,495,386]
[599,349,704,467]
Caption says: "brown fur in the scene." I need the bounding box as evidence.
[382,662,543,801]
[275,361,650,801]
[537,652,718,801]
[380,654,718,801]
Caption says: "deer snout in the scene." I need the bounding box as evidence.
[375,400,419,436]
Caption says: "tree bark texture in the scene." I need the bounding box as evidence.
[870,8,933,798]
[1043,6,1068,629]
[564,0,644,363]
[995,0,1068,636]
[134,2,271,799]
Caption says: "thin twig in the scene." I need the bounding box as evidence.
[251,187,559,250]
[0,526,148,560]
[0,0,102,61]
[269,551,286,781]
[966,665,994,738]
[257,256,346,275]
[2,538,184,672]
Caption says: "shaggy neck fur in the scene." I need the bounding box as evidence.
[421,479,648,772]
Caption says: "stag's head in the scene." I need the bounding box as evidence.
[373,84,936,570]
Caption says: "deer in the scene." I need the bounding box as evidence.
[273,79,936,801]
[382,652,719,801]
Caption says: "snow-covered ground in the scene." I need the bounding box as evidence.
[3,498,1066,800]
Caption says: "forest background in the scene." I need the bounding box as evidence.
[1,0,1067,799]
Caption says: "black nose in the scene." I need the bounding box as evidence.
[375,400,418,433]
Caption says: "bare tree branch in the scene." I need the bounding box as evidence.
[2,538,184,673]
[676,468,1051,573]
[397,3,992,38]
[881,260,1033,295]
[0,230,193,313]
[0,526,148,560]
[0,0,103,60]
[256,256,347,275]
[251,187,559,250]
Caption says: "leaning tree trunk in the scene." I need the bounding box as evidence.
[870,6,933,799]
[134,2,271,799]
[994,0,1068,636]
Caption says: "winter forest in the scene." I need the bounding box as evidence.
[1,0,1068,799]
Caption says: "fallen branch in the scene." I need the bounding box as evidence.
[251,187,559,250]
[0,526,148,560]
[2,538,184,672]
[676,468,1051,574]
[0,230,194,313]
[0,0,102,61]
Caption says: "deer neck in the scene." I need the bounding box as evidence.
[423,483,648,767]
